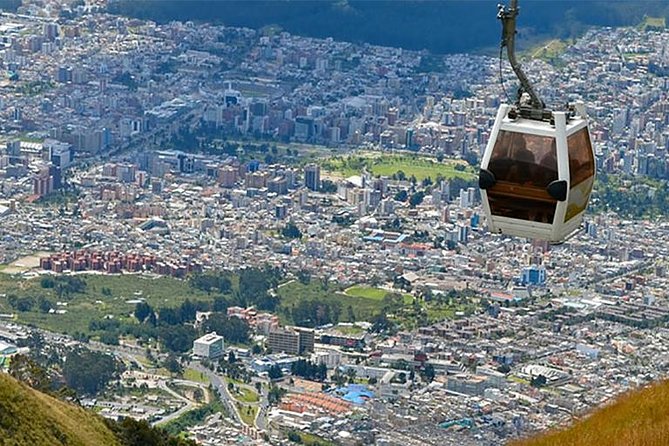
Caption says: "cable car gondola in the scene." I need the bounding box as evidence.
[479,0,595,244]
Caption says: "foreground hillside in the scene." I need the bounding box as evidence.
[0,372,195,446]
[513,380,669,446]
[0,373,120,446]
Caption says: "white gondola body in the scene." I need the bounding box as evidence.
[479,104,595,243]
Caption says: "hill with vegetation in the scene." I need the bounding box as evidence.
[107,0,669,54]
[512,379,669,446]
[0,372,195,446]
[0,372,121,446]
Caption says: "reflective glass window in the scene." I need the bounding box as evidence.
[487,130,557,223]
[487,131,558,187]
[565,128,595,222]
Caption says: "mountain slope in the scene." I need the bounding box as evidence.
[0,372,121,446]
[512,379,669,446]
[107,0,669,54]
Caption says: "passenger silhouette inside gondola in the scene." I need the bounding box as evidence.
[489,134,534,184]
[537,142,558,187]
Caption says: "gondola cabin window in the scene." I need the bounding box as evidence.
[486,130,558,223]
[565,128,595,222]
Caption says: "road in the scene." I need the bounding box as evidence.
[191,362,243,425]
[254,380,270,431]
[153,380,196,426]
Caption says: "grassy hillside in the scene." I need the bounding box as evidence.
[0,373,121,446]
[0,272,213,336]
[513,380,669,446]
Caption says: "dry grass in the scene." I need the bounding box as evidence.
[0,373,121,446]
[513,380,669,446]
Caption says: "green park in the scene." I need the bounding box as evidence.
[320,153,476,182]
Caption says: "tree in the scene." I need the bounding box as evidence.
[203,314,250,344]
[281,222,302,239]
[320,179,338,193]
[40,277,55,288]
[99,331,120,346]
[422,364,436,383]
[287,431,302,443]
[531,374,547,388]
[178,299,197,322]
[346,305,356,322]
[106,417,197,446]
[158,324,197,353]
[291,299,342,328]
[297,269,311,285]
[158,307,182,325]
[346,368,357,384]
[213,297,229,312]
[409,191,425,207]
[238,267,280,311]
[371,313,395,333]
[333,371,347,387]
[268,384,285,405]
[134,302,153,323]
[63,349,120,395]
[394,190,408,202]
[252,344,262,355]
[193,388,204,402]
[8,354,51,392]
[38,296,53,313]
[497,363,511,374]
[164,355,183,375]
[190,273,232,294]
[268,365,283,380]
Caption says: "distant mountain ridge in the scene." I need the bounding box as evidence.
[107,0,669,54]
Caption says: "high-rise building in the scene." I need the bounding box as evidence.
[268,177,288,195]
[218,166,238,188]
[33,165,61,197]
[193,332,225,359]
[245,171,268,189]
[459,189,470,208]
[520,265,547,286]
[304,164,320,191]
[43,23,59,41]
[405,128,414,150]
[275,204,287,220]
[45,140,73,168]
[268,327,314,355]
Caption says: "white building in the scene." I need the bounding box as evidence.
[193,332,224,359]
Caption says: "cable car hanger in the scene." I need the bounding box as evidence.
[497,0,577,123]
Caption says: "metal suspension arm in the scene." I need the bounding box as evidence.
[498,0,544,110]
